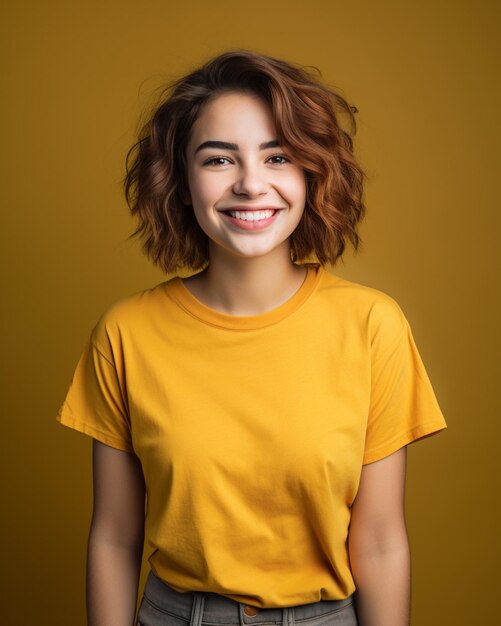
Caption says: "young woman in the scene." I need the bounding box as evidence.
[57,50,447,626]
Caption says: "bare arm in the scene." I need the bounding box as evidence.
[87,440,146,626]
[348,447,410,626]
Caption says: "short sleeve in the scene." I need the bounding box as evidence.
[56,326,134,453]
[363,300,447,465]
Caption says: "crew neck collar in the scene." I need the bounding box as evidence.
[167,264,323,330]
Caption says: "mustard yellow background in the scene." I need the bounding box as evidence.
[2,0,499,623]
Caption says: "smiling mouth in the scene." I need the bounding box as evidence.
[222,209,280,221]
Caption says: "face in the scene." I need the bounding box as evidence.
[184,91,306,263]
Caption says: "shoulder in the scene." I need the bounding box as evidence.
[318,268,406,321]
[317,268,408,344]
[89,278,176,354]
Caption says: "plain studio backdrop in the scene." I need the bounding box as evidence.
[1,0,499,624]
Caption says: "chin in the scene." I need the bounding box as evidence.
[233,242,286,257]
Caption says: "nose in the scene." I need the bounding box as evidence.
[232,163,270,198]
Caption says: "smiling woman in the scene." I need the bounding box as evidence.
[181,91,308,305]
[56,49,446,626]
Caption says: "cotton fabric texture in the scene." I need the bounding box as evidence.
[57,264,447,608]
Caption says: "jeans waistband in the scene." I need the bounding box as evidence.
[142,570,355,626]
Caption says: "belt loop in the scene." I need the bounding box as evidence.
[282,607,294,626]
[190,592,206,626]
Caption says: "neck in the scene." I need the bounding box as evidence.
[183,242,308,316]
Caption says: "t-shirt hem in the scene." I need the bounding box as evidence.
[56,411,135,453]
[362,420,447,465]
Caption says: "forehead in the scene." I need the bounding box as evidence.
[188,92,276,147]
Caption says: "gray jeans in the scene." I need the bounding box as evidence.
[136,570,358,626]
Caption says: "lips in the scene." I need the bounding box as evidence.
[220,207,283,231]
[228,209,275,219]
[219,207,284,213]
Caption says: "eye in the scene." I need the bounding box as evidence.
[203,156,232,166]
[267,154,290,165]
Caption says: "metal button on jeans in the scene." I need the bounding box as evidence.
[244,605,259,616]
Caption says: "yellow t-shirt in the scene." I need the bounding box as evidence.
[57,264,446,607]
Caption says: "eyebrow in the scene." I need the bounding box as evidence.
[194,139,280,154]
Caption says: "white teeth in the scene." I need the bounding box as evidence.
[227,209,275,221]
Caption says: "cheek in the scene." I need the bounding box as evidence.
[284,172,307,205]
[190,173,226,206]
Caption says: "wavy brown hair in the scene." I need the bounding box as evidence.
[124,49,366,272]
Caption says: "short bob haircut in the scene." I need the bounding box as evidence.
[124,49,366,273]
